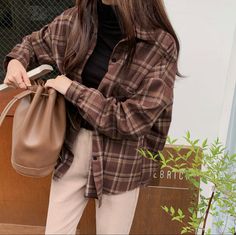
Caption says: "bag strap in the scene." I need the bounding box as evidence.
[0,64,54,126]
[0,90,33,126]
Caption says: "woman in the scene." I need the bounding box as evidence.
[4,0,180,234]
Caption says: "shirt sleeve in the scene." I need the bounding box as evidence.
[3,8,75,72]
[4,25,54,71]
[65,43,178,140]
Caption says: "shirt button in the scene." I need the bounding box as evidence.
[93,156,98,160]
[111,57,117,63]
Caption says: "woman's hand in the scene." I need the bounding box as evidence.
[45,75,73,95]
[4,59,31,89]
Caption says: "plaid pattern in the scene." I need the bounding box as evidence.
[4,7,178,206]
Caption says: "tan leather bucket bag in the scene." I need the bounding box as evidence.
[0,65,66,177]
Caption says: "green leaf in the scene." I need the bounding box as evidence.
[193,139,200,146]
[146,149,154,160]
[201,177,208,184]
[172,216,182,222]
[180,227,193,234]
[166,150,175,161]
[159,152,165,163]
[178,163,187,168]
[178,208,184,217]
[185,150,193,160]
[170,206,175,216]
[213,220,224,228]
[181,229,187,234]
[228,226,235,234]
[188,207,194,214]
[206,228,211,235]
[153,153,160,160]
[137,149,146,157]
[161,206,169,213]
[175,145,184,152]
[166,136,178,145]
[191,179,200,188]
[186,131,191,140]
[202,138,208,148]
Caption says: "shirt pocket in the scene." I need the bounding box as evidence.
[112,84,136,102]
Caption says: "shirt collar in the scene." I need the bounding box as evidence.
[135,26,163,42]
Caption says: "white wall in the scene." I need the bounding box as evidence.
[164,0,236,231]
[165,0,236,145]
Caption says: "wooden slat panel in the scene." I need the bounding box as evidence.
[0,87,22,117]
[0,224,80,235]
[0,224,45,235]
[0,118,51,226]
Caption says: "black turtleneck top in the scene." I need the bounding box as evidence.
[81,0,123,89]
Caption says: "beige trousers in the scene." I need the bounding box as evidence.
[45,128,140,235]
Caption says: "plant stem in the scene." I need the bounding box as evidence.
[222,215,229,235]
[201,187,215,235]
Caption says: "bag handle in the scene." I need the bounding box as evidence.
[27,64,54,81]
[0,65,54,126]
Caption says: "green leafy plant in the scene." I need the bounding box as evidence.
[138,131,236,234]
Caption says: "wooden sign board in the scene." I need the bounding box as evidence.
[130,146,198,235]
[0,88,198,235]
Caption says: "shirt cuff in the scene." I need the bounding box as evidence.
[3,54,29,72]
[64,80,86,106]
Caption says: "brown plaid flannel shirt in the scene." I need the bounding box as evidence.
[5,7,178,206]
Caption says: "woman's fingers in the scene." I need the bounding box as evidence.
[3,59,30,89]
[21,70,31,87]
[17,80,27,89]
[4,74,27,89]
[3,78,17,88]
[44,79,55,88]
[4,74,18,87]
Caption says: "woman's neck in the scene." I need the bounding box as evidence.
[101,0,113,5]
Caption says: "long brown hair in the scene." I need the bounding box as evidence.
[64,0,181,75]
